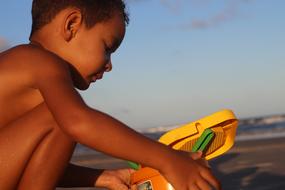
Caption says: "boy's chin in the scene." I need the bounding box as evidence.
[74,80,90,91]
[74,78,99,90]
[75,84,89,91]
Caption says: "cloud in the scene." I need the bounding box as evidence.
[126,0,183,13]
[159,0,183,14]
[0,37,9,52]
[181,0,240,30]
[186,0,255,30]
[127,0,254,30]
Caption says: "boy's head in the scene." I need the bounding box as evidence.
[30,0,129,90]
[30,0,129,37]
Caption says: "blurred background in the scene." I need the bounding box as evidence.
[0,0,284,129]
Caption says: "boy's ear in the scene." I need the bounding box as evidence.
[62,9,83,42]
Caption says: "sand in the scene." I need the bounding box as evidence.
[57,137,285,190]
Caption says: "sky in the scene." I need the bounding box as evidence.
[0,0,284,129]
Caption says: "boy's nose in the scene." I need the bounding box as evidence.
[105,62,112,72]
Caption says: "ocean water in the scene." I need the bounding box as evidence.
[236,121,285,141]
[74,121,285,156]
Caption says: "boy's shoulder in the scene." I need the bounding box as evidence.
[2,44,68,69]
[0,44,71,84]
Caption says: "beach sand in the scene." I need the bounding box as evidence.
[57,137,285,190]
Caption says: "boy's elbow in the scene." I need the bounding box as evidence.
[56,107,107,142]
[58,110,93,141]
[61,119,86,140]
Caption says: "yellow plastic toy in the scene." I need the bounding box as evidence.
[159,109,238,160]
[131,109,238,190]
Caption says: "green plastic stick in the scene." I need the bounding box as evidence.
[127,161,140,170]
[192,128,215,152]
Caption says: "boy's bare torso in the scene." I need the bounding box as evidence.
[0,44,82,189]
[0,45,59,128]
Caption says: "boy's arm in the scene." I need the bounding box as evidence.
[29,48,220,190]
[30,49,174,171]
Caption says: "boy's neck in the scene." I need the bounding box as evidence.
[29,39,44,49]
[29,31,51,51]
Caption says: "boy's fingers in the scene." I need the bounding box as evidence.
[197,159,211,168]
[197,179,212,190]
[189,183,200,190]
[128,168,136,174]
[204,160,211,168]
[190,151,203,159]
[200,170,222,190]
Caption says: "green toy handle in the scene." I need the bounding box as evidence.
[127,161,140,170]
[192,128,215,153]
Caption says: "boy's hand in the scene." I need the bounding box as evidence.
[161,150,221,190]
[188,151,211,169]
[95,168,135,190]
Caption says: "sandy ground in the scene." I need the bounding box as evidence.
[57,137,285,190]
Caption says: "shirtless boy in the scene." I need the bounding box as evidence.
[0,0,221,189]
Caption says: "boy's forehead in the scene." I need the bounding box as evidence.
[98,13,126,40]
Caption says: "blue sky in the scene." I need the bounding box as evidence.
[1,0,284,129]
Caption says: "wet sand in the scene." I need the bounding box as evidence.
[57,137,285,190]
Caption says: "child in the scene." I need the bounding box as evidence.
[0,0,221,189]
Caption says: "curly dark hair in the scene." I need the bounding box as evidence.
[30,0,129,37]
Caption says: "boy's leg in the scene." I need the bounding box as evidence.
[0,103,76,190]
[17,117,76,190]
